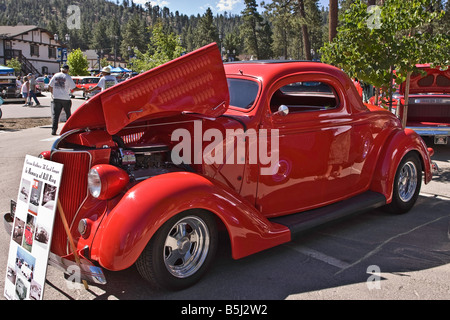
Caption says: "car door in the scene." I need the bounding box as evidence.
[256,74,361,217]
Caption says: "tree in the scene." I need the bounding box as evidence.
[299,0,312,60]
[320,0,449,126]
[6,58,21,76]
[91,19,111,53]
[132,23,185,72]
[264,0,296,59]
[241,0,263,58]
[67,49,90,76]
[195,8,218,48]
[328,0,338,41]
[120,14,148,57]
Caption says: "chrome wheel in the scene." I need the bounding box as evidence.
[397,161,418,202]
[163,216,210,279]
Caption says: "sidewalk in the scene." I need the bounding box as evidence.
[0,92,85,119]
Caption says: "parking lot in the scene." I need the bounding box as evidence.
[0,97,449,301]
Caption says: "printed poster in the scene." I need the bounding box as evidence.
[4,155,63,300]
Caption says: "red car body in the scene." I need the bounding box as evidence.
[8,43,434,290]
[72,76,101,99]
[369,65,450,144]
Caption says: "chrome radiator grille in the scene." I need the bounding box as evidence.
[50,151,91,256]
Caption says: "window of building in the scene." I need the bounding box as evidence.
[48,47,56,59]
[30,44,40,57]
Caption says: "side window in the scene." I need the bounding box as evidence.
[270,81,339,114]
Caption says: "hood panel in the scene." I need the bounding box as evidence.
[400,65,450,95]
[62,43,229,135]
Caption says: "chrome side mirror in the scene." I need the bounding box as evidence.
[275,105,289,116]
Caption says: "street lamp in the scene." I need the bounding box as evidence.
[54,33,70,68]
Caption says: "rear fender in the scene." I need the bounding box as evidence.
[90,172,290,271]
[370,128,432,203]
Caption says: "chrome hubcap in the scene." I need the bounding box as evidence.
[163,216,210,278]
[398,161,418,202]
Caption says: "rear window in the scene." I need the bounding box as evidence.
[271,81,339,113]
[227,78,259,110]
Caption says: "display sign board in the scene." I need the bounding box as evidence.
[4,155,63,300]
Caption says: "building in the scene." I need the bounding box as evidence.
[83,49,129,73]
[0,25,61,76]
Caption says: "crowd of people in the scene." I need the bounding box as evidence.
[13,65,128,135]
[17,73,44,107]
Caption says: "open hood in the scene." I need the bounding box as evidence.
[400,65,450,95]
[61,43,229,135]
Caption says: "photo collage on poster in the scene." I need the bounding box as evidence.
[4,155,63,300]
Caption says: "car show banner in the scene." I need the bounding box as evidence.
[4,155,63,300]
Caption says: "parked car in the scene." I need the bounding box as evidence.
[36,76,51,92]
[398,65,450,145]
[0,75,25,103]
[369,65,450,145]
[4,43,435,290]
[71,76,101,99]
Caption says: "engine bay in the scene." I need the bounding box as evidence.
[110,142,183,181]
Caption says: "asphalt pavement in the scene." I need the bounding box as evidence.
[0,92,86,119]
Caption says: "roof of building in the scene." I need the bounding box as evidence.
[0,25,52,38]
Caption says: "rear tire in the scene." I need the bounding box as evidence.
[385,153,422,214]
[136,211,218,290]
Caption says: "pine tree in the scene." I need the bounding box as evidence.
[195,8,218,48]
[240,0,263,59]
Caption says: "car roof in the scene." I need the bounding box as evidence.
[224,60,349,87]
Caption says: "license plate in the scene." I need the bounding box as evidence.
[434,135,448,145]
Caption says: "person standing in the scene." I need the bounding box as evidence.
[48,65,84,135]
[27,74,41,106]
[20,76,30,107]
[43,74,50,91]
[86,66,117,93]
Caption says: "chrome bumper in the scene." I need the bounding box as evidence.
[3,210,106,285]
[408,126,450,144]
[408,126,450,136]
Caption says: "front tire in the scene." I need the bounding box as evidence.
[385,153,422,214]
[136,211,218,290]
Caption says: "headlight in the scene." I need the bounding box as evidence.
[88,168,102,198]
[87,165,130,200]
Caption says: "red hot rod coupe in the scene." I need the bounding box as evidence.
[5,43,435,290]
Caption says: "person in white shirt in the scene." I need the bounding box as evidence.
[48,64,84,135]
[87,66,118,93]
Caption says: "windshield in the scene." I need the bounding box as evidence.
[227,78,259,110]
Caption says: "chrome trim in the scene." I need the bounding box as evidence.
[51,128,88,151]
[408,126,450,136]
[164,215,211,279]
[398,161,418,203]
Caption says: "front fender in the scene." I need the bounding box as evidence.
[90,172,290,271]
[370,128,432,203]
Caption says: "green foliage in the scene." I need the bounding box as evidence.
[67,49,90,76]
[195,8,219,47]
[132,23,185,72]
[320,0,449,92]
[1,0,448,66]
[6,58,21,75]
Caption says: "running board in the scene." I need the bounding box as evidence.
[269,191,386,238]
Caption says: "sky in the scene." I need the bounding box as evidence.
[127,0,330,16]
